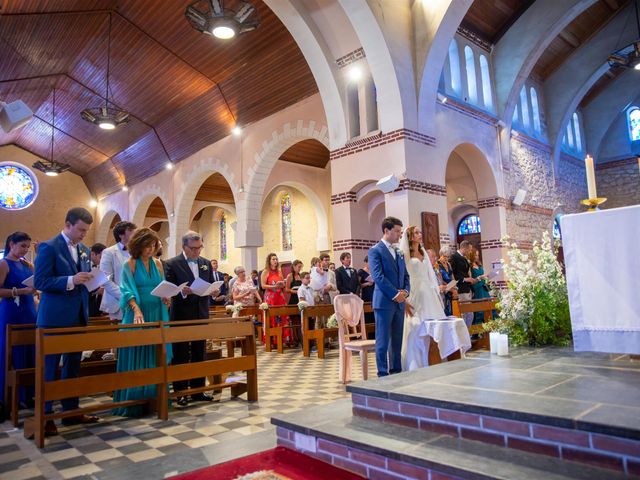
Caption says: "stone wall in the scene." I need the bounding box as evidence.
[597,159,640,209]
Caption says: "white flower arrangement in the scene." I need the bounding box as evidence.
[297,300,309,311]
[326,313,338,328]
[231,303,243,317]
[259,302,269,310]
[225,305,234,313]
[200,264,208,271]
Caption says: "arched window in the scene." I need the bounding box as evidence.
[512,104,519,124]
[281,193,293,251]
[530,87,541,134]
[520,87,530,129]
[219,213,227,261]
[458,214,481,235]
[0,162,38,211]
[627,106,640,142]
[573,113,582,152]
[464,46,477,104]
[479,55,493,110]
[566,123,574,148]
[448,40,461,96]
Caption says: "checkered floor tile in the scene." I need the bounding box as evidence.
[0,345,376,479]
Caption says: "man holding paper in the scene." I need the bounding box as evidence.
[164,231,219,406]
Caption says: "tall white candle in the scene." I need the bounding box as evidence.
[489,332,499,354]
[497,334,509,356]
[585,155,597,200]
[637,156,640,176]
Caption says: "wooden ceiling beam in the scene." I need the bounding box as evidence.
[602,0,619,12]
[559,30,581,48]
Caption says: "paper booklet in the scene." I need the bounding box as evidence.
[189,277,224,297]
[365,275,373,282]
[84,268,109,292]
[22,275,34,288]
[445,279,457,292]
[151,280,189,298]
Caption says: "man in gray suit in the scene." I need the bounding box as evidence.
[99,221,136,321]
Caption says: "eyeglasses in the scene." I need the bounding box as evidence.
[186,245,203,251]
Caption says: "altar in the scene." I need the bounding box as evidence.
[560,204,640,354]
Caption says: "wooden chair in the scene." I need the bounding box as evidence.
[452,297,498,350]
[301,304,339,358]
[334,295,375,383]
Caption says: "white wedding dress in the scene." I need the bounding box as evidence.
[401,256,446,371]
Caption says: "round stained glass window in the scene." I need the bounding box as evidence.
[0,162,38,211]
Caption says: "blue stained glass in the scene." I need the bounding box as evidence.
[553,218,561,240]
[281,193,292,251]
[219,213,227,261]
[0,163,37,210]
[628,107,640,142]
[458,214,481,235]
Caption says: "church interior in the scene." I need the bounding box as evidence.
[0,0,639,479]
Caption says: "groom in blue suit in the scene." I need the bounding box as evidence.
[34,207,98,435]
[368,217,411,377]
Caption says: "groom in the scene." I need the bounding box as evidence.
[368,216,411,377]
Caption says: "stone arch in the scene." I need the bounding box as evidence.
[130,186,171,231]
[444,142,499,199]
[262,181,330,252]
[174,157,238,255]
[96,210,121,245]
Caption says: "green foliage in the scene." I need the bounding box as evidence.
[485,231,571,347]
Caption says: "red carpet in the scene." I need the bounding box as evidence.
[170,447,363,480]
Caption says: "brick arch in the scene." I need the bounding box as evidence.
[239,121,329,249]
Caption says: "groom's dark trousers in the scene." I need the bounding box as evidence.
[374,308,405,376]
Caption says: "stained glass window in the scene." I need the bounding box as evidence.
[552,219,561,240]
[219,213,227,261]
[628,106,640,142]
[458,214,481,235]
[0,163,38,211]
[281,193,293,251]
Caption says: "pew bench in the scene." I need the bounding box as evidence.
[452,297,498,350]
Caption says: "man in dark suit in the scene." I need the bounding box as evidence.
[88,242,106,317]
[34,207,99,435]
[165,231,218,405]
[209,258,227,305]
[335,252,360,295]
[450,240,477,326]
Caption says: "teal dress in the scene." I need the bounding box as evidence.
[113,258,172,417]
[471,265,492,324]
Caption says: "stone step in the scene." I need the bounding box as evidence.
[272,399,633,480]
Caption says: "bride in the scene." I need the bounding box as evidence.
[399,225,446,371]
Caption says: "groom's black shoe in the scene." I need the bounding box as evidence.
[176,396,188,407]
[191,393,213,402]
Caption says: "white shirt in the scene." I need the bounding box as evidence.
[382,238,396,259]
[310,266,328,292]
[183,252,199,279]
[61,231,77,290]
[297,284,315,305]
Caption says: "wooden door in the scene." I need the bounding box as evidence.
[421,212,440,252]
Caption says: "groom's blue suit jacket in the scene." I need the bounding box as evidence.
[35,234,91,328]
[368,241,410,310]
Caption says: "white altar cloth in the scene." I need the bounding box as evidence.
[561,205,640,354]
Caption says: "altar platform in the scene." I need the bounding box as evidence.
[272,348,640,479]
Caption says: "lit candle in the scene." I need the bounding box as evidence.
[489,332,499,354]
[585,155,597,200]
[497,334,509,356]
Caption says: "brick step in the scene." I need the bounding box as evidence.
[272,399,633,480]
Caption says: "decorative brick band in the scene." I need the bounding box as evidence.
[478,197,509,209]
[560,152,585,169]
[457,25,491,52]
[518,203,553,216]
[479,239,508,250]
[330,191,357,205]
[394,178,446,196]
[596,156,638,171]
[332,239,377,251]
[336,47,365,68]
[352,395,638,475]
[330,129,436,160]
[440,98,497,127]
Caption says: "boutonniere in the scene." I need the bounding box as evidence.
[80,250,88,261]
[200,264,208,271]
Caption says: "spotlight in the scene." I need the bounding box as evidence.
[46,171,59,177]
[232,125,242,136]
[166,162,174,170]
[89,199,98,208]
[0,100,33,133]
[122,185,129,192]
[348,66,362,82]
[212,19,237,39]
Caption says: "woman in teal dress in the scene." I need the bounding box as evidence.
[469,248,493,324]
[113,228,172,417]
[0,232,37,407]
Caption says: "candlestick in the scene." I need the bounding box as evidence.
[497,334,509,356]
[580,197,607,212]
[585,155,597,199]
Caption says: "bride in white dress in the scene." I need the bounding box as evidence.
[399,226,446,371]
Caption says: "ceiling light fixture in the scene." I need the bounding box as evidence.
[32,88,71,177]
[122,185,128,192]
[608,0,640,71]
[166,162,174,170]
[81,13,130,130]
[186,0,260,40]
[348,65,362,83]
[231,125,242,136]
[89,199,98,208]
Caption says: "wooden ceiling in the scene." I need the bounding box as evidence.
[461,0,534,45]
[0,0,318,198]
[532,0,627,80]
[194,172,234,204]
[279,139,329,169]
[146,196,168,219]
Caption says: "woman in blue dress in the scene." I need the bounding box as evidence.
[469,248,493,324]
[0,232,37,407]
[113,228,172,417]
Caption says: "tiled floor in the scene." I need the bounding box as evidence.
[0,346,377,480]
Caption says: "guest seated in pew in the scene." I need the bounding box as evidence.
[34,208,98,435]
[232,266,262,307]
[0,232,36,409]
[261,253,293,348]
[113,228,172,417]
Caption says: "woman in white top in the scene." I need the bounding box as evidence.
[399,226,446,371]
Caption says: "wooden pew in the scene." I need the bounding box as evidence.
[261,305,300,353]
[300,303,375,359]
[452,297,498,350]
[164,317,258,413]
